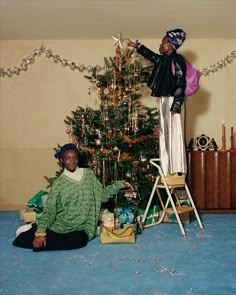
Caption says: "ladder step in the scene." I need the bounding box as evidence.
[161,173,186,185]
[164,206,195,214]
[157,184,185,189]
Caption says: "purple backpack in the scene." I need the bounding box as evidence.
[172,59,201,97]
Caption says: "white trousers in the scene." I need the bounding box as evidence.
[159,96,187,176]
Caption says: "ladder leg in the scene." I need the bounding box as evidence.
[158,172,187,236]
[164,186,187,236]
[156,188,175,223]
[156,188,170,223]
[185,184,204,230]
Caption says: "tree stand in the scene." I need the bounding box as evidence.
[142,159,204,237]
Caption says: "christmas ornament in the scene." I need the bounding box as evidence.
[125,172,132,179]
[153,125,159,136]
[140,152,147,162]
[66,128,71,134]
[96,81,101,88]
[95,139,101,146]
[104,88,109,95]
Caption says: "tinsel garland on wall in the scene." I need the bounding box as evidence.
[0,44,235,78]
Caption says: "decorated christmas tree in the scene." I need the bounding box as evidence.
[46,45,160,209]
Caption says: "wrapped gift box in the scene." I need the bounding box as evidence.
[160,209,192,224]
[99,209,114,229]
[117,207,134,225]
[139,205,160,226]
[176,189,191,206]
[23,208,37,223]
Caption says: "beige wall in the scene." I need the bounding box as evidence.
[1,39,236,209]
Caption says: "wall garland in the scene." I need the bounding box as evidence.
[0,44,235,78]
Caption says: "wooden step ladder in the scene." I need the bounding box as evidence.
[142,159,204,237]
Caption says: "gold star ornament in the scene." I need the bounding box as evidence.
[112,33,127,49]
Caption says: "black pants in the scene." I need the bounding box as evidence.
[12,223,88,251]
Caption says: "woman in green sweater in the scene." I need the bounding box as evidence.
[13,144,132,251]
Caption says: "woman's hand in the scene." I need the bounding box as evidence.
[122,181,134,191]
[126,39,136,48]
[33,236,46,249]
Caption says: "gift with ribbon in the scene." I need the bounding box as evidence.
[139,205,160,226]
[99,209,115,229]
[117,207,135,225]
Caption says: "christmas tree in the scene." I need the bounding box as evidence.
[46,45,160,209]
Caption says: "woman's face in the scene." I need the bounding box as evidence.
[61,149,79,172]
[159,36,172,55]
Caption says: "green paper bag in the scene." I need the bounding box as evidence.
[27,190,48,212]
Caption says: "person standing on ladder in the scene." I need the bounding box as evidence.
[127,29,187,177]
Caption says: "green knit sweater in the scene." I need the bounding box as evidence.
[37,168,124,240]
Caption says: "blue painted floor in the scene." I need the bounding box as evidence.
[0,212,236,295]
